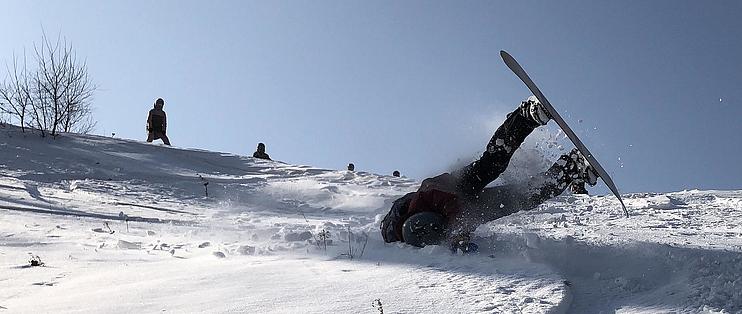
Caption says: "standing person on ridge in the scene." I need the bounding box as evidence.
[380,96,598,252]
[146,98,171,146]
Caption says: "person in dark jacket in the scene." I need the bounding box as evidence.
[146,98,171,145]
[392,170,401,177]
[347,163,355,171]
[380,96,597,249]
[252,143,271,160]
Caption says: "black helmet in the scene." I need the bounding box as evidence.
[154,98,164,109]
[402,212,447,247]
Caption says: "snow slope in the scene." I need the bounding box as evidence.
[0,126,567,313]
[0,124,740,313]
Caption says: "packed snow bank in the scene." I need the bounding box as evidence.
[0,125,570,313]
[482,191,742,313]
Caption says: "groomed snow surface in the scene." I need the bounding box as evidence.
[0,125,740,313]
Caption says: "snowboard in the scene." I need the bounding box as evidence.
[500,50,629,217]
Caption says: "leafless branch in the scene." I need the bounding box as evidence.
[2,30,97,137]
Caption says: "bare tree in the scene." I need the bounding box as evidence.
[1,30,96,137]
[0,54,32,132]
[59,40,96,133]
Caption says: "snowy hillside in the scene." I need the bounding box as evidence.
[1,125,740,313]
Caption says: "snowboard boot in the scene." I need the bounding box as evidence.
[570,181,589,195]
[520,96,551,126]
[552,148,598,191]
[566,148,598,187]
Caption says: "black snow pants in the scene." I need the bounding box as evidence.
[451,106,575,231]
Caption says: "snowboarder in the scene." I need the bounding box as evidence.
[252,143,271,160]
[146,98,171,146]
[380,96,598,250]
[347,163,355,171]
[393,170,401,177]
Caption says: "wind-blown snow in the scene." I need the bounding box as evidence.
[0,125,740,313]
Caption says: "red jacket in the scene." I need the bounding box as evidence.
[381,173,462,242]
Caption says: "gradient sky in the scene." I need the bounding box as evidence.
[1,1,740,193]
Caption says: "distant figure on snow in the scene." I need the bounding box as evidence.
[392,170,401,177]
[347,163,355,171]
[146,98,171,145]
[252,143,271,160]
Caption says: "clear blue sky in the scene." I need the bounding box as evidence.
[1,1,740,193]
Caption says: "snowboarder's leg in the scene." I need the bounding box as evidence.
[461,149,598,225]
[160,133,171,146]
[146,132,155,143]
[455,100,545,198]
[570,182,588,194]
[453,184,529,229]
[520,148,597,205]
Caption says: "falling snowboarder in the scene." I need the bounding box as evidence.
[146,98,171,146]
[380,97,598,251]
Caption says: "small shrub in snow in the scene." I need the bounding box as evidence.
[91,222,115,234]
[198,174,209,196]
[28,254,44,267]
[317,229,330,251]
[118,211,129,232]
[372,298,384,314]
[340,226,369,260]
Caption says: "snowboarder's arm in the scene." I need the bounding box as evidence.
[408,189,460,219]
[380,192,416,242]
